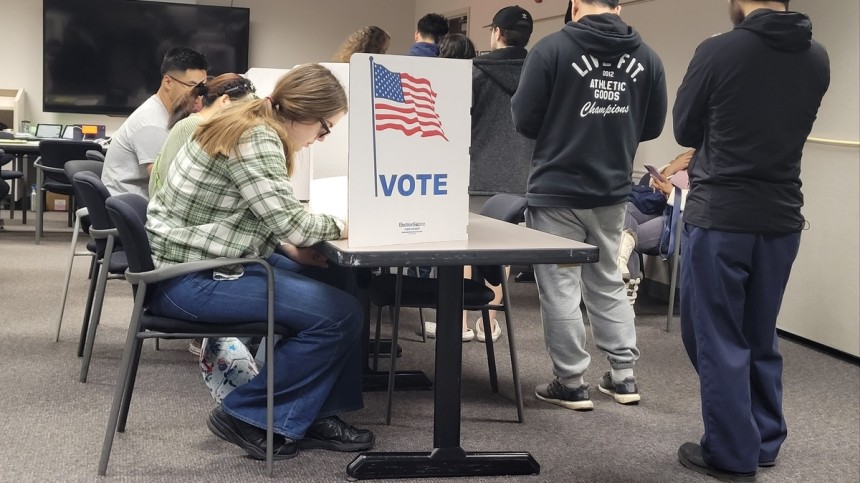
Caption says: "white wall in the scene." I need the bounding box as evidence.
[0,0,415,134]
[776,0,860,356]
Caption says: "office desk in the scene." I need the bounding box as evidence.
[0,139,40,224]
[318,213,598,480]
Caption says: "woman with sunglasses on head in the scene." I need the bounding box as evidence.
[149,73,257,196]
[146,64,373,462]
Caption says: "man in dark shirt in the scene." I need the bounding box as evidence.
[512,0,666,411]
[673,1,830,480]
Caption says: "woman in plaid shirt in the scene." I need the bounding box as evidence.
[146,64,373,461]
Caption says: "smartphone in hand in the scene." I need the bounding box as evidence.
[644,164,666,183]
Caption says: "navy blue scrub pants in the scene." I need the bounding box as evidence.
[680,223,800,474]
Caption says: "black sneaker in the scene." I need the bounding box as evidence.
[535,378,593,411]
[207,407,298,460]
[298,416,375,452]
[678,442,757,481]
[598,371,641,405]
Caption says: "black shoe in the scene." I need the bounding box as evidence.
[298,416,375,452]
[535,378,593,411]
[597,371,641,405]
[207,407,298,460]
[678,442,756,482]
[758,460,776,468]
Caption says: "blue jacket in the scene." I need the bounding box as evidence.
[408,42,438,57]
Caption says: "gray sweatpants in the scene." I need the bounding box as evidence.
[527,203,640,380]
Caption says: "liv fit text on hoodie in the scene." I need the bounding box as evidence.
[511,13,667,209]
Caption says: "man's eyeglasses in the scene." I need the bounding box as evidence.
[167,74,204,89]
[318,119,331,139]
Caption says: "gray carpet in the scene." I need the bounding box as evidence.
[1,213,858,482]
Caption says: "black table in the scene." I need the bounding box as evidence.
[319,213,598,480]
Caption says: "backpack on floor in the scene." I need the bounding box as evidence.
[199,337,259,404]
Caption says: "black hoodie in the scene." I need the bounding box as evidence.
[674,9,830,234]
[512,14,667,209]
[470,47,534,195]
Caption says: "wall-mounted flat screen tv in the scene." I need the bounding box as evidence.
[43,0,250,116]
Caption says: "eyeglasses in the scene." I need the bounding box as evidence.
[167,74,204,89]
[318,119,331,139]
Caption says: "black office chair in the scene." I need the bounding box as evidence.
[369,193,528,425]
[69,172,131,384]
[33,139,103,244]
[54,160,103,343]
[99,193,285,477]
[0,146,24,225]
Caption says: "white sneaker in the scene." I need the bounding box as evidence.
[617,228,637,278]
[625,277,641,306]
[474,317,502,343]
[424,321,475,342]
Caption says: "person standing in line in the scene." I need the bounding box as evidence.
[673,1,829,480]
[332,26,390,63]
[407,13,449,56]
[457,5,536,343]
[511,0,667,411]
[101,46,208,199]
[437,33,477,59]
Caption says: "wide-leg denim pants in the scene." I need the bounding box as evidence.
[149,252,364,440]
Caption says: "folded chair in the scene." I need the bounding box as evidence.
[369,193,528,424]
[100,193,286,476]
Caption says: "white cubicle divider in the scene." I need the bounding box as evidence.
[245,67,312,200]
[245,65,352,201]
[346,54,471,247]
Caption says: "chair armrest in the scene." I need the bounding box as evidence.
[88,227,119,240]
[126,257,273,285]
[76,207,89,218]
[33,158,67,175]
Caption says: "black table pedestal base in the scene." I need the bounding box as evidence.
[346,451,540,480]
[362,370,432,392]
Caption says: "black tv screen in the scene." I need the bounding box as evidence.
[43,0,250,116]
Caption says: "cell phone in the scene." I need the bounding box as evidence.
[644,164,666,183]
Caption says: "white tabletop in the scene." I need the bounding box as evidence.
[320,213,598,268]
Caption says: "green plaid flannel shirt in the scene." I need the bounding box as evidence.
[146,125,343,270]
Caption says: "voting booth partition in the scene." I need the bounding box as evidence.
[346,54,471,247]
[248,55,472,248]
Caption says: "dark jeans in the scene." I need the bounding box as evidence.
[149,252,364,440]
[680,224,800,473]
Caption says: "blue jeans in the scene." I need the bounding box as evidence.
[149,252,364,440]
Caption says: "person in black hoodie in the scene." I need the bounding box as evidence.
[673,1,829,480]
[511,0,666,411]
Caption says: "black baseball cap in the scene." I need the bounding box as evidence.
[484,5,533,35]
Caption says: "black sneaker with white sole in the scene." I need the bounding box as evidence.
[597,371,641,405]
[535,378,593,411]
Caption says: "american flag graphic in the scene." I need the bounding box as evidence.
[372,62,448,141]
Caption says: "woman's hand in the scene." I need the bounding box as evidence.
[652,176,673,197]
